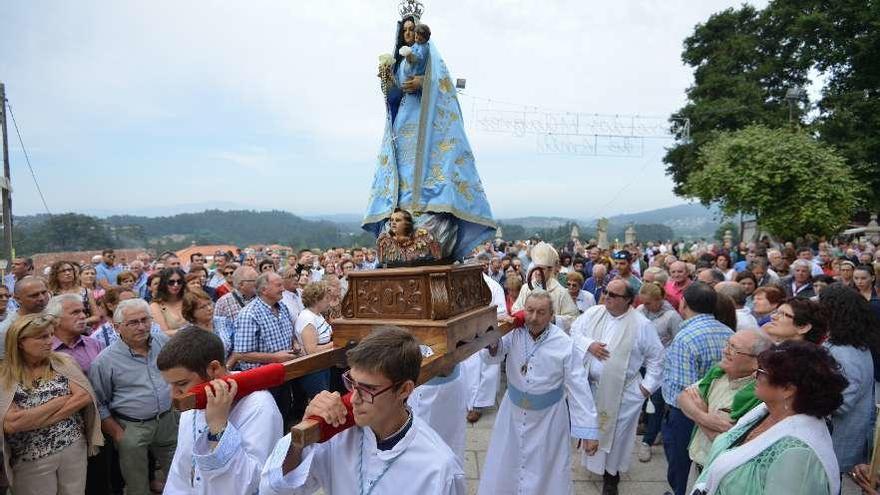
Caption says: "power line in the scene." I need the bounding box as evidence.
[4,101,51,216]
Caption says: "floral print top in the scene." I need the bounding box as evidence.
[7,373,84,465]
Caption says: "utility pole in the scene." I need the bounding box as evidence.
[0,84,13,263]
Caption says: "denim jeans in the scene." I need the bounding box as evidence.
[662,405,695,495]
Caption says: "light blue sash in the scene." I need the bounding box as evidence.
[507,383,564,411]
[424,364,460,386]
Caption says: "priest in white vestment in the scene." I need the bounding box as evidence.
[511,242,580,332]
[478,291,599,495]
[572,279,664,495]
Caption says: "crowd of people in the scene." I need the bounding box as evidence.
[0,235,877,494]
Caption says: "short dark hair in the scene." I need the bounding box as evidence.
[758,340,847,418]
[102,249,115,256]
[190,252,204,262]
[346,326,421,386]
[785,297,828,344]
[258,259,276,272]
[735,270,757,285]
[157,326,226,380]
[683,281,717,314]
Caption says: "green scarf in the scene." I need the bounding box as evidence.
[695,364,761,421]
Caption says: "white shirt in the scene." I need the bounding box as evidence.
[281,290,304,324]
[575,290,596,313]
[482,273,508,318]
[260,416,465,495]
[294,309,332,348]
[165,390,283,495]
[735,307,760,331]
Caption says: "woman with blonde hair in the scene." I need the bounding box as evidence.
[0,313,103,494]
[294,282,335,399]
[636,281,683,462]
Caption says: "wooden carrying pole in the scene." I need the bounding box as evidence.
[290,320,513,448]
[172,345,352,411]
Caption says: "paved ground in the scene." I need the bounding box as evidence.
[463,405,671,495]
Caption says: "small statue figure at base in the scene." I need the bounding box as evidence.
[376,209,442,266]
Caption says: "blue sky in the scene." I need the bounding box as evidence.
[1,0,764,218]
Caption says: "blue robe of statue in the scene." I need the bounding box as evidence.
[362,37,496,261]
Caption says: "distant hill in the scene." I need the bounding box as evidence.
[10,203,724,255]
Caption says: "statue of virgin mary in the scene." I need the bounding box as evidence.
[362,1,496,262]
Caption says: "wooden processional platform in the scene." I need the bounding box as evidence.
[333,263,502,382]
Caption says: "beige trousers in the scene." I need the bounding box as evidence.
[11,436,87,495]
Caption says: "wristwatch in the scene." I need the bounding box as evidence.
[207,428,225,442]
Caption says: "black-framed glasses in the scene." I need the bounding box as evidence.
[725,342,757,358]
[123,316,152,328]
[770,309,794,320]
[223,271,235,276]
[341,370,400,404]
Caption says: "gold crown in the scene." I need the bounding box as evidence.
[398,0,425,21]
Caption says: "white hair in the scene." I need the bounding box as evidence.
[790,259,812,270]
[44,293,83,319]
[740,327,774,356]
[113,298,151,323]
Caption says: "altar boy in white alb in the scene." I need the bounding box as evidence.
[157,327,284,495]
[478,291,600,495]
[572,279,664,495]
[260,326,465,495]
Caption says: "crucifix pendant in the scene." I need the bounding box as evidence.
[520,362,529,376]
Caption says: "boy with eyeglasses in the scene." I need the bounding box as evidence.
[260,326,465,495]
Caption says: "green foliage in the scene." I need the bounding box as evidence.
[714,221,740,244]
[684,125,863,239]
[664,5,809,195]
[14,213,116,255]
[105,210,346,250]
[668,1,880,208]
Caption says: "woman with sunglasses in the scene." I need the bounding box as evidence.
[213,262,238,300]
[48,261,101,330]
[692,340,845,495]
[0,313,104,494]
[819,284,880,479]
[149,268,188,337]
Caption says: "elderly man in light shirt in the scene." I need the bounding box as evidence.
[677,327,773,470]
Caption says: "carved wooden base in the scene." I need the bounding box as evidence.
[333,264,500,380]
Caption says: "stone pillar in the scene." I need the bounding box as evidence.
[597,218,609,249]
[624,225,637,245]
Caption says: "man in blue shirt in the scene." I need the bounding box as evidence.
[95,249,123,290]
[234,272,301,426]
[661,282,734,495]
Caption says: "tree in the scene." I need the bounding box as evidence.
[684,125,863,240]
[668,1,880,208]
[664,5,810,195]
